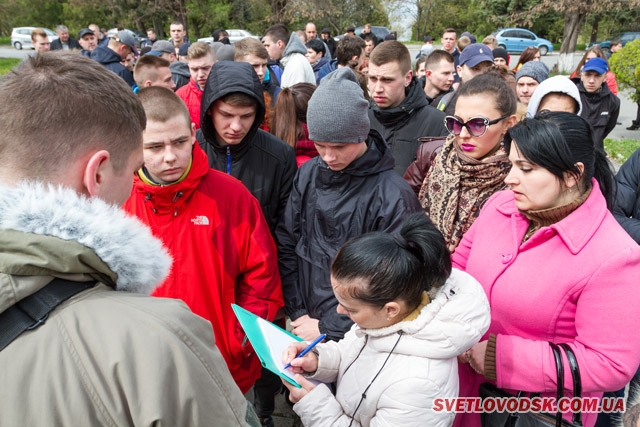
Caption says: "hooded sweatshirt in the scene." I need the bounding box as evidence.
[526,75,583,117]
[197,61,296,234]
[275,130,422,341]
[280,34,316,88]
[91,45,135,88]
[368,77,448,175]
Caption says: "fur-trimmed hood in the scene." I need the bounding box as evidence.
[0,182,171,312]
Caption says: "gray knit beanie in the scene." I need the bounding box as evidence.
[515,61,549,84]
[307,67,369,143]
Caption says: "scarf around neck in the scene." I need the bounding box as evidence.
[419,135,511,252]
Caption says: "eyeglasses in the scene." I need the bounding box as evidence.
[444,114,511,137]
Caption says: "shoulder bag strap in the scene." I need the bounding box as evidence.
[0,278,96,352]
[559,343,584,426]
[549,342,564,427]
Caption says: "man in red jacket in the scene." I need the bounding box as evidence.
[124,86,283,394]
[176,42,216,129]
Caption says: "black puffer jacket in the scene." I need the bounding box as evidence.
[368,77,448,175]
[613,148,640,243]
[275,131,422,341]
[197,61,296,234]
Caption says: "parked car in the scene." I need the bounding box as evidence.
[11,27,58,50]
[197,29,260,44]
[107,28,148,48]
[335,26,391,42]
[589,32,640,55]
[492,28,553,56]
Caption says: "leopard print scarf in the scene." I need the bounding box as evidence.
[419,135,511,252]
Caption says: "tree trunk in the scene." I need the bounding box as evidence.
[558,10,585,73]
[590,15,599,43]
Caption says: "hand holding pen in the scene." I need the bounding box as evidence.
[282,334,326,374]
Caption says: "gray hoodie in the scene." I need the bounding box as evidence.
[280,34,315,88]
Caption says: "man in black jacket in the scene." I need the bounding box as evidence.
[276,67,421,345]
[367,40,447,175]
[576,57,620,150]
[196,60,296,427]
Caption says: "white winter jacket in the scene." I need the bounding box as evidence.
[293,268,491,427]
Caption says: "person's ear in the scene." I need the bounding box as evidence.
[564,162,585,189]
[384,301,402,321]
[405,70,412,86]
[83,150,111,198]
[190,123,196,146]
[425,69,433,78]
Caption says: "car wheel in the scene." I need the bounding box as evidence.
[498,44,507,51]
[539,45,548,56]
[13,41,22,50]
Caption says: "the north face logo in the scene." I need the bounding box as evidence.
[191,216,210,225]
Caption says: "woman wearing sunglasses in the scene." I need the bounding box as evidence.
[452,112,640,427]
[418,73,517,252]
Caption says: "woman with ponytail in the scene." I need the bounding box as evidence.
[282,213,490,427]
[272,82,318,167]
[452,112,640,427]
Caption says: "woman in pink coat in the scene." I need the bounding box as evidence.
[452,112,640,427]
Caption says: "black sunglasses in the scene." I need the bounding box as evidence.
[444,114,510,137]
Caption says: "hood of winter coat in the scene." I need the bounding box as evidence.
[0,182,172,314]
[200,61,265,149]
[526,75,583,117]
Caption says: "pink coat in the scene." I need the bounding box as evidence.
[452,181,640,427]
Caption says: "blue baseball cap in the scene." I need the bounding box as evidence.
[459,43,494,67]
[582,57,608,74]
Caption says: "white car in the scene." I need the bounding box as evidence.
[198,29,260,44]
[11,27,58,50]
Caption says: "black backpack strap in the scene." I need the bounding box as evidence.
[0,278,96,352]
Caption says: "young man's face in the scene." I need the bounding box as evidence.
[538,93,577,114]
[188,54,215,90]
[79,34,97,52]
[170,24,185,44]
[441,31,456,52]
[368,60,412,109]
[33,35,50,53]
[210,100,257,146]
[516,77,539,105]
[314,141,367,171]
[142,115,195,185]
[494,57,507,67]
[147,30,156,41]
[237,54,268,83]
[305,48,322,64]
[262,36,284,61]
[365,39,375,54]
[426,59,455,92]
[581,70,606,93]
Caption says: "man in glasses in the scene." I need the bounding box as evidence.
[91,30,137,88]
[367,40,447,175]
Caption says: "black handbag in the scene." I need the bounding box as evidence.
[479,343,584,427]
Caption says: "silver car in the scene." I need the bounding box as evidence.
[11,27,58,50]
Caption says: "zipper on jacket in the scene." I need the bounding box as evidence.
[145,193,157,214]
[173,191,183,217]
[226,146,231,174]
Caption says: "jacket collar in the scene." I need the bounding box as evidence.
[370,77,429,126]
[132,144,208,213]
[495,179,607,254]
[0,181,171,294]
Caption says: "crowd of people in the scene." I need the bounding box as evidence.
[1,20,639,427]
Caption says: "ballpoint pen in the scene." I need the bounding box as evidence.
[283,333,326,370]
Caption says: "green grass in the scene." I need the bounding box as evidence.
[0,36,10,45]
[0,58,20,75]
[605,138,640,163]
